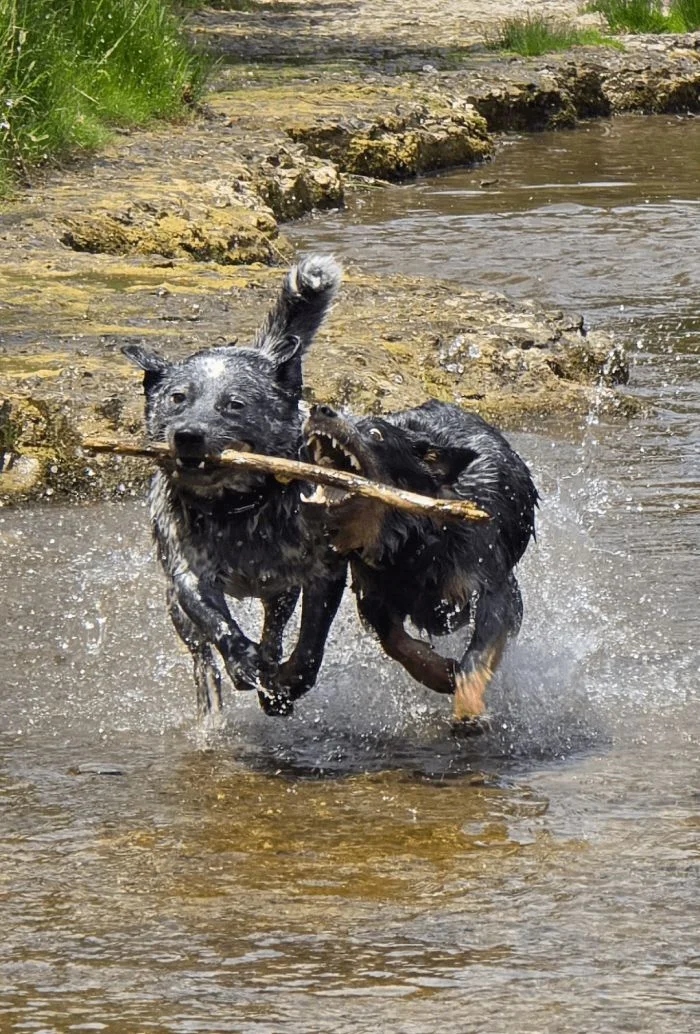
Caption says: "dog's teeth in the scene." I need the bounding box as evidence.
[176,458,183,468]
[197,460,205,470]
[350,456,361,471]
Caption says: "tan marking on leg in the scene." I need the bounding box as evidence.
[452,664,492,721]
[452,638,506,722]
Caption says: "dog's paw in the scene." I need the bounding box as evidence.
[221,641,263,693]
[224,661,259,693]
[275,658,320,701]
[257,688,294,717]
[451,713,492,739]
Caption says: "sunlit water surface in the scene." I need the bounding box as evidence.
[0,116,698,1033]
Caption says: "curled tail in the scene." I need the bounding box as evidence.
[254,254,342,360]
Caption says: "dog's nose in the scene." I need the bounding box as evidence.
[172,429,208,458]
[311,404,337,419]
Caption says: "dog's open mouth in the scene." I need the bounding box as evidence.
[302,431,362,507]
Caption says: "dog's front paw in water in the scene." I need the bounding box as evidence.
[275,658,319,704]
[224,651,295,715]
[451,666,493,736]
[220,642,262,694]
[451,713,493,738]
[257,685,294,717]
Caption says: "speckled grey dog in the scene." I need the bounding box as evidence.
[124,255,346,718]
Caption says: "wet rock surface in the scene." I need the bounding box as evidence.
[2,0,697,503]
[0,259,629,505]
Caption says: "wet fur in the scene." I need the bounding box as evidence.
[303,400,538,733]
[124,255,346,718]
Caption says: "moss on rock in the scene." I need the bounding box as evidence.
[254,155,345,221]
[287,102,493,180]
[60,200,284,265]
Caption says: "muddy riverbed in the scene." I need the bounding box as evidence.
[0,115,697,1032]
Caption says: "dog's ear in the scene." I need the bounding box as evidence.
[268,334,303,395]
[122,344,170,395]
[416,442,479,483]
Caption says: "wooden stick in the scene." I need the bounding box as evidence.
[81,437,491,523]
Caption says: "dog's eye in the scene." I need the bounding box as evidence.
[170,391,187,405]
[223,397,245,412]
[369,427,383,441]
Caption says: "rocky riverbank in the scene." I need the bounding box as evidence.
[1,1,698,503]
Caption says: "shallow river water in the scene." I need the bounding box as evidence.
[1,116,698,1032]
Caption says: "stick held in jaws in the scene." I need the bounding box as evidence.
[80,437,491,523]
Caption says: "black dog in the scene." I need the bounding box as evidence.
[303,399,538,733]
[124,255,346,718]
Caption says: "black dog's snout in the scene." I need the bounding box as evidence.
[311,404,337,419]
[172,428,208,458]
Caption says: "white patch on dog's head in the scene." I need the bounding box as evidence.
[201,355,227,380]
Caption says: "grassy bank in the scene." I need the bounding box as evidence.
[487,15,613,56]
[588,0,700,32]
[0,0,206,196]
[488,1,700,56]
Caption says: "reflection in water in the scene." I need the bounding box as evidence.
[1,116,698,1032]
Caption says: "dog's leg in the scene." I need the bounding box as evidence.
[192,644,224,717]
[356,592,457,694]
[256,589,301,717]
[276,573,347,702]
[260,589,301,670]
[171,571,262,695]
[357,589,509,738]
[168,595,223,716]
[153,497,263,700]
[452,576,523,735]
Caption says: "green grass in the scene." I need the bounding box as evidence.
[0,0,208,195]
[175,1,258,10]
[588,0,700,32]
[587,0,670,32]
[672,0,700,29]
[487,15,615,56]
